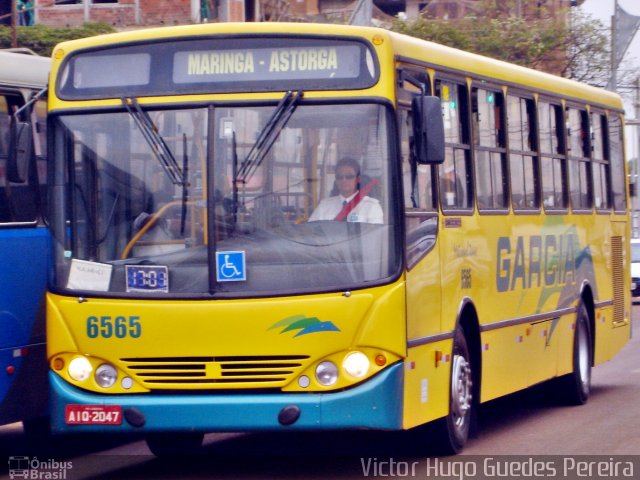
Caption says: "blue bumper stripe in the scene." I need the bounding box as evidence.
[50,363,404,433]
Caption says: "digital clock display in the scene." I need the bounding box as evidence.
[126,265,169,293]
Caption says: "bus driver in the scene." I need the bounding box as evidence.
[308,158,383,224]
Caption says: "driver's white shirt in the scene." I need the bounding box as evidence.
[308,192,383,224]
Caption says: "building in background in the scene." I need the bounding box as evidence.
[34,0,196,27]
[30,0,584,27]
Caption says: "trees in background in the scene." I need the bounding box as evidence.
[0,23,115,57]
[390,1,618,88]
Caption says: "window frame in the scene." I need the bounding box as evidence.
[435,76,473,214]
[397,66,438,270]
[608,112,627,213]
[537,98,569,213]
[589,108,612,213]
[566,104,593,213]
[471,83,508,214]
[0,90,44,227]
[507,91,541,213]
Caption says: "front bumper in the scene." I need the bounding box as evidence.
[49,362,404,433]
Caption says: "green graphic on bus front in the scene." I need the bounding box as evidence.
[269,315,340,337]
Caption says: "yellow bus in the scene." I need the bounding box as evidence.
[41,23,630,455]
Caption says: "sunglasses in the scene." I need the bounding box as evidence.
[336,174,357,180]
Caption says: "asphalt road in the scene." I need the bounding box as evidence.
[2,306,639,480]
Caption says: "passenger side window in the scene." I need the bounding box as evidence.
[538,101,567,210]
[591,112,610,210]
[399,74,438,267]
[609,114,627,212]
[567,106,592,210]
[508,95,539,210]
[0,92,41,224]
[436,79,472,211]
[400,107,436,212]
[472,87,507,210]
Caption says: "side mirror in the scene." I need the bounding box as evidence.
[411,95,445,164]
[7,119,33,183]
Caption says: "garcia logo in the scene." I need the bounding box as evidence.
[496,233,579,292]
[269,314,340,337]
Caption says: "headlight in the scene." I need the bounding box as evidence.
[343,351,370,378]
[95,364,118,388]
[315,361,338,386]
[68,356,92,382]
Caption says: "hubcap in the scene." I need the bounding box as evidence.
[451,353,472,430]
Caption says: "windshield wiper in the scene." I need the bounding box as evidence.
[180,133,189,236]
[236,90,303,184]
[122,97,184,185]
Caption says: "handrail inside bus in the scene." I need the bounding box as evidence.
[120,200,197,260]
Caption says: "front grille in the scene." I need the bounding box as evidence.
[120,355,310,389]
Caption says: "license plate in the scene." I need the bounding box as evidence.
[65,404,123,425]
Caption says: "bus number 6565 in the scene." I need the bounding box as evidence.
[86,316,142,339]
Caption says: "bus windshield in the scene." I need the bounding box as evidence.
[51,101,398,297]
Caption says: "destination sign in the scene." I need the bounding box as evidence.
[57,37,377,100]
[173,45,362,83]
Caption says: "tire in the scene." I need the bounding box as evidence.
[436,326,474,454]
[146,432,204,457]
[560,301,592,405]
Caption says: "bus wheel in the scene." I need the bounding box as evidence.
[146,432,204,457]
[438,326,473,454]
[560,301,592,405]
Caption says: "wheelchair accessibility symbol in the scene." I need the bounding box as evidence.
[216,251,246,282]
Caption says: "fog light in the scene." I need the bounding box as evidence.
[95,364,118,388]
[121,376,133,390]
[315,361,338,386]
[68,356,92,382]
[343,351,370,378]
[298,375,310,388]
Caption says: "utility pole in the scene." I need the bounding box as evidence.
[630,77,640,238]
[349,0,372,26]
[11,0,17,48]
[609,1,640,91]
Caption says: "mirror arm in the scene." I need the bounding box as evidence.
[12,86,47,120]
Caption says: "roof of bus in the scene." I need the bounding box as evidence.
[386,29,623,110]
[51,22,622,110]
[0,50,50,89]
